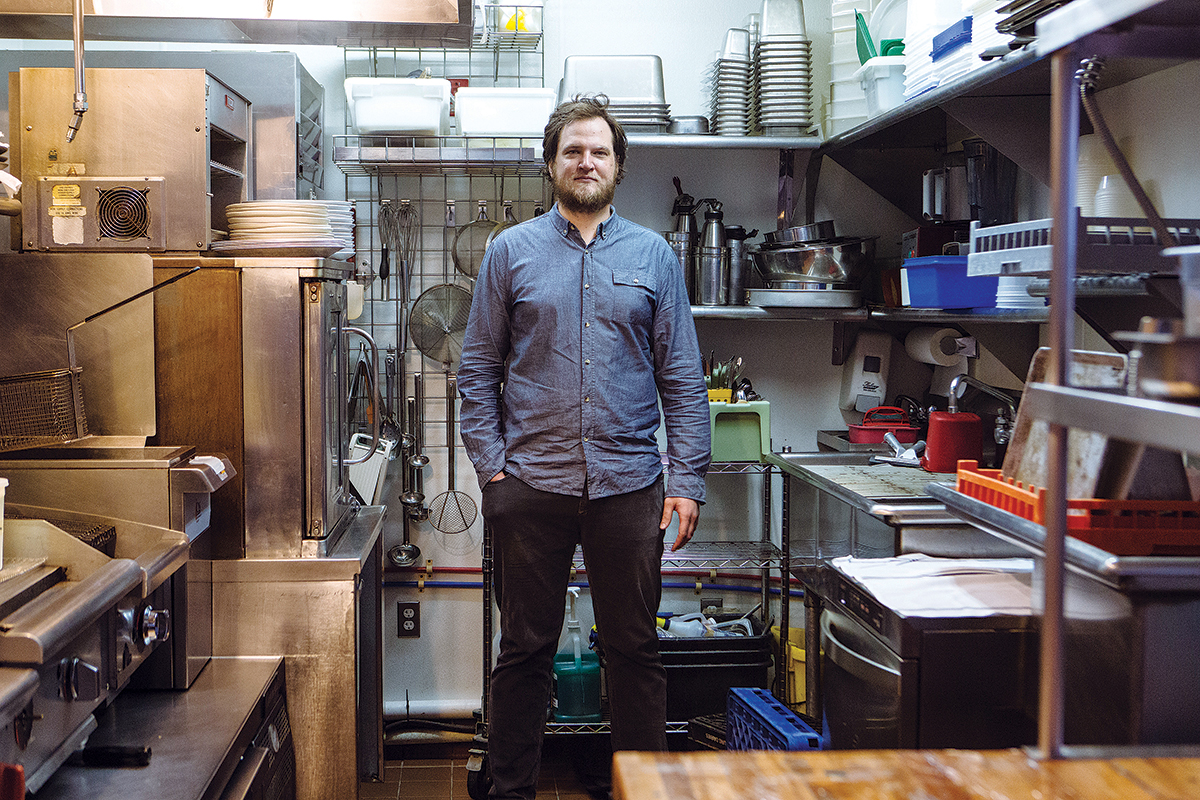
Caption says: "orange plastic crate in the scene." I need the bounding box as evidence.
[955,460,1200,556]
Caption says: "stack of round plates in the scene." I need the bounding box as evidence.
[316,200,355,260]
[214,200,342,257]
[609,102,671,134]
[754,36,815,134]
[708,58,753,136]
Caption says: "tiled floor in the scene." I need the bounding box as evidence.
[361,740,604,800]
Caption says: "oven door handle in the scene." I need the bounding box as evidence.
[821,611,901,681]
[218,745,269,800]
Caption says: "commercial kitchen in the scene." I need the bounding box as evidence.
[1,0,1200,798]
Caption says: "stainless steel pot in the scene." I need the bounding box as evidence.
[751,236,876,287]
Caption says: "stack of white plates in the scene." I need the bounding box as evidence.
[609,102,671,133]
[316,200,355,260]
[754,36,815,135]
[213,200,342,257]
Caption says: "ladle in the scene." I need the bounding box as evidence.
[388,523,421,567]
[401,396,428,520]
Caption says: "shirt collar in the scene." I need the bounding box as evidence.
[550,203,620,242]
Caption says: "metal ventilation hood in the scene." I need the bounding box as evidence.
[0,0,473,48]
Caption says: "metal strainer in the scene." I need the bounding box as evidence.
[427,374,477,534]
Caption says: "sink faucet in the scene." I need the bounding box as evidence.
[948,374,1018,445]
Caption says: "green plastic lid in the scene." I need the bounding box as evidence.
[855,10,878,66]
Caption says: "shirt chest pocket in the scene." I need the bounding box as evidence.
[600,269,656,328]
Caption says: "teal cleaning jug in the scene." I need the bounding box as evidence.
[551,587,602,722]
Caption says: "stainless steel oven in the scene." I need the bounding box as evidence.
[151,256,360,559]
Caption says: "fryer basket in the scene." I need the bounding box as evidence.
[0,367,88,452]
[0,265,198,453]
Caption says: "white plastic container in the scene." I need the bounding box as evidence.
[455,87,557,136]
[345,78,452,136]
[855,55,906,117]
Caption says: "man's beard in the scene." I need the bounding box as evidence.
[552,169,616,215]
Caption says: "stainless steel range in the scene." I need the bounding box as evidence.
[0,446,235,690]
[0,506,188,792]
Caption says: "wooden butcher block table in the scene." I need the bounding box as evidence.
[613,749,1200,800]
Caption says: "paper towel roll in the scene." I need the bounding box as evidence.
[905,327,962,367]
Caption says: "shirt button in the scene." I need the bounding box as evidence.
[584,283,590,289]
[585,322,590,327]
[585,359,590,365]
[584,396,590,402]
[634,278,639,284]
[583,437,589,442]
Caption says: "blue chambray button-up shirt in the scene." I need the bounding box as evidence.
[457,203,710,502]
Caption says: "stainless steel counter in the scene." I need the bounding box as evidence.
[930,483,1200,745]
[37,657,285,800]
[764,452,1019,566]
[212,504,385,800]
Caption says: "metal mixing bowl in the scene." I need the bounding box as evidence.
[763,220,836,244]
[750,236,876,287]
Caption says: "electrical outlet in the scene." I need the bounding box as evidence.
[397,601,420,638]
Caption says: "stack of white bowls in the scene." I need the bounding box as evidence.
[709,28,754,135]
[754,0,814,135]
[1076,134,1118,217]
[995,274,1045,309]
[828,0,872,136]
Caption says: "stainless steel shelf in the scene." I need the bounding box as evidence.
[1035,0,1200,56]
[627,134,820,150]
[334,136,542,177]
[544,720,689,735]
[867,306,1051,324]
[1023,382,1200,454]
[819,47,1044,153]
[568,540,783,570]
[692,305,868,321]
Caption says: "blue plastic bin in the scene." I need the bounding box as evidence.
[901,255,998,309]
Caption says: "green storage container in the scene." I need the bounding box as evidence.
[709,401,770,463]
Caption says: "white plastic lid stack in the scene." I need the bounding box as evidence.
[903,0,960,99]
[969,0,1012,57]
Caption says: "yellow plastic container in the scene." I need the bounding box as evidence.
[771,626,806,706]
[710,400,770,462]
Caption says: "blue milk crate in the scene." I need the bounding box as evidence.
[727,687,824,751]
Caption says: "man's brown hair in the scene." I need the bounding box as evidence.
[542,94,627,183]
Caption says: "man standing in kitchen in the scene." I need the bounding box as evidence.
[458,95,710,800]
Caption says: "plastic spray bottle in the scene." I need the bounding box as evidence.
[551,587,602,722]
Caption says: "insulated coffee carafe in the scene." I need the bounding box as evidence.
[697,199,730,305]
[667,178,701,301]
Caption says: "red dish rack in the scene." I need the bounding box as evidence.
[954,460,1200,556]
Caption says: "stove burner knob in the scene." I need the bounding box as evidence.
[58,657,102,702]
[141,607,171,647]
